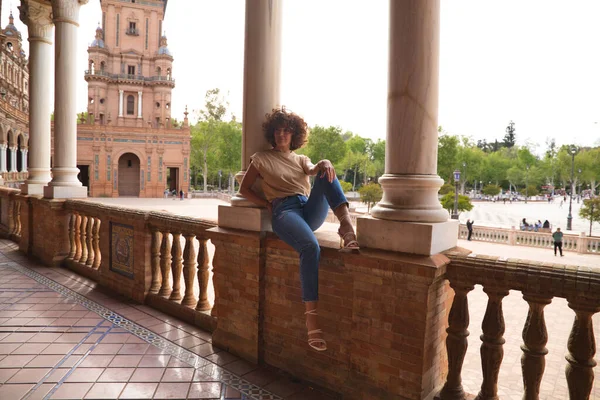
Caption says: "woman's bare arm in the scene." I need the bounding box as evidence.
[239,163,272,212]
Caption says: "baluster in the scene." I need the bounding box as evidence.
[14,201,21,236]
[68,214,76,259]
[7,200,14,235]
[169,232,183,301]
[438,282,474,400]
[150,228,162,293]
[73,214,82,261]
[181,233,197,307]
[85,217,95,267]
[565,301,600,399]
[158,231,172,297]
[92,218,101,269]
[476,288,509,400]
[196,238,211,311]
[521,294,552,400]
[79,215,88,264]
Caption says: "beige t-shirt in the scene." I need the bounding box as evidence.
[250,150,312,201]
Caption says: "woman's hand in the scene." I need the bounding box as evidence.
[318,160,335,183]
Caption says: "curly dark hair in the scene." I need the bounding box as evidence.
[262,107,308,151]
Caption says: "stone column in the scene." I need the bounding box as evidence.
[9,148,17,172]
[19,0,53,194]
[0,144,7,173]
[221,0,282,231]
[21,149,28,172]
[357,0,457,255]
[137,91,142,118]
[118,89,124,117]
[44,0,88,199]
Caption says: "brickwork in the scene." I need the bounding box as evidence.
[207,228,452,400]
[207,227,265,364]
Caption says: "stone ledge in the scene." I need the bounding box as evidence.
[357,216,459,256]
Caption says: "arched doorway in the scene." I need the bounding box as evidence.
[118,153,140,197]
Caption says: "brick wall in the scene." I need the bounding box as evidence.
[207,229,452,400]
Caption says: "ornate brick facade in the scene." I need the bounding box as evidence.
[74,0,190,197]
[0,11,30,187]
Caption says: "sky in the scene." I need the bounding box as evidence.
[2,0,600,153]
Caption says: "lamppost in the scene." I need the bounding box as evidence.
[567,146,577,231]
[452,169,461,219]
[525,165,529,204]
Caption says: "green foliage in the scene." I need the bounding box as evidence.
[437,133,459,183]
[439,183,454,195]
[191,89,232,192]
[482,185,501,196]
[580,198,600,236]
[440,192,474,215]
[305,125,347,165]
[525,185,539,197]
[358,183,383,213]
[339,181,352,193]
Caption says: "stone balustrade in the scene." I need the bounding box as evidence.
[145,212,215,331]
[439,248,600,400]
[0,187,22,241]
[459,224,600,254]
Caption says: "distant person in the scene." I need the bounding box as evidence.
[543,220,550,229]
[164,188,169,199]
[553,228,564,257]
[466,219,474,241]
[179,190,184,200]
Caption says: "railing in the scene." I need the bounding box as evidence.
[0,187,22,241]
[440,251,600,400]
[146,212,214,317]
[66,211,101,270]
[459,224,600,255]
[84,70,175,85]
[125,27,139,36]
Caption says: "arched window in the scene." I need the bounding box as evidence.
[90,60,95,74]
[156,67,162,76]
[166,68,171,80]
[126,95,134,115]
[100,61,105,72]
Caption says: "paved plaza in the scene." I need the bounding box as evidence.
[459,199,598,236]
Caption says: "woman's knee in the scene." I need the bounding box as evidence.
[300,239,320,259]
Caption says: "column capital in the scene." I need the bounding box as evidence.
[19,0,54,43]
[51,0,88,26]
[119,89,124,94]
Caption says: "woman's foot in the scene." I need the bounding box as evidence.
[305,309,327,351]
[334,205,359,252]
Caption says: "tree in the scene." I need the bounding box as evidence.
[579,198,600,236]
[437,132,459,183]
[192,88,229,192]
[440,192,474,216]
[339,181,352,193]
[304,125,347,165]
[503,120,516,148]
[482,185,501,196]
[358,183,383,213]
[439,183,454,195]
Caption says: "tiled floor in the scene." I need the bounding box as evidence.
[0,241,335,400]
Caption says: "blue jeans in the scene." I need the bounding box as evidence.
[271,175,348,302]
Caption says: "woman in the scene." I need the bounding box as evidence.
[240,107,359,352]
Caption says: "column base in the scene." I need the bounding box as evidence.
[43,185,88,199]
[218,205,271,232]
[357,216,458,255]
[21,183,48,196]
